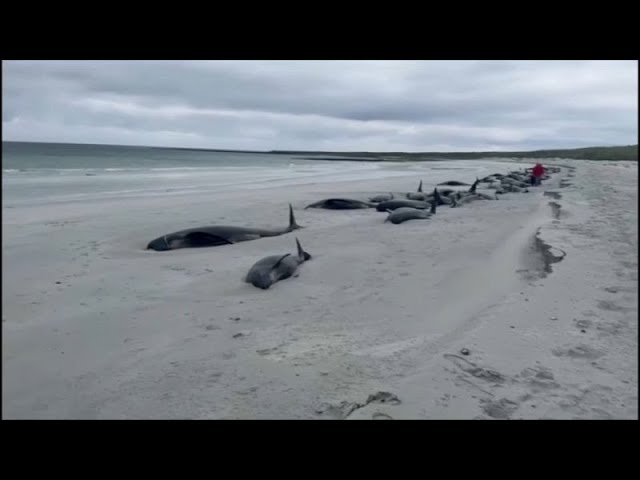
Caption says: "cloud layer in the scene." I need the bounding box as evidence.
[2,60,637,151]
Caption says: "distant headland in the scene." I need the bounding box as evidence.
[3,141,637,162]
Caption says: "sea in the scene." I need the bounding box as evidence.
[2,141,524,207]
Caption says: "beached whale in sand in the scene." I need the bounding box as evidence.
[305,198,374,210]
[451,190,498,207]
[146,204,302,251]
[245,238,311,289]
[438,180,470,186]
[407,180,429,201]
[375,199,432,212]
[385,201,437,224]
[426,188,451,206]
[369,193,394,203]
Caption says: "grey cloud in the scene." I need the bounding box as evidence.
[2,60,637,151]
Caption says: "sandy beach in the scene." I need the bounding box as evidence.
[2,159,637,419]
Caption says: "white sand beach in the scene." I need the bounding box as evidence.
[2,159,637,419]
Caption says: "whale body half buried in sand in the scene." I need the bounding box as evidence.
[245,238,311,289]
[146,204,302,251]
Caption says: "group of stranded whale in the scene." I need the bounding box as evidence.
[146,165,560,290]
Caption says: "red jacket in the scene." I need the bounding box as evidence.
[532,164,545,177]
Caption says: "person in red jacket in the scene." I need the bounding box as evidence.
[531,163,545,186]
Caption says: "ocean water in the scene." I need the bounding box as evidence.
[2,142,524,207]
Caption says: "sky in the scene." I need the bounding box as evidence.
[2,60,637,152]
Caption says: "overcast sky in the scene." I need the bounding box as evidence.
[2,60,637,152]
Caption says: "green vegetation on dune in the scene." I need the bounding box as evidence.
[271,145,638,162]
[504,145,638,161]
[4,142,637,161]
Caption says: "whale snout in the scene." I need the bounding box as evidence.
[147,236,170,251]
[253,278,273,289]
[247,271,274,289]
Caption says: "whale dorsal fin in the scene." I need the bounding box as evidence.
[289,204,302,229]
[296,238,305,261]
[271,253,291,271]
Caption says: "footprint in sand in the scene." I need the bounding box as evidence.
[556,385,616,418]
[436,393,453,407]
[372,412,394,420]
[316,401,362,419]
[548,201,562,219]
[595,320,628,336]
[551,344,604,360]
[206,373,223,386]
[615,269,638,281]
[603,286,636,294]
[517,366,560,391]
[574,319,593,329]
[589,408,614,419]
[618,260,638,270]
[596,300,634,312]
[444,354,507,384]
[256,345,285,357]
[543,191,562,200]
[480,398,519,419]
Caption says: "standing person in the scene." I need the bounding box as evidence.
[531,162,545,186]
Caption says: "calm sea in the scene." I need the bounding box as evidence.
[2,142,522,207]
